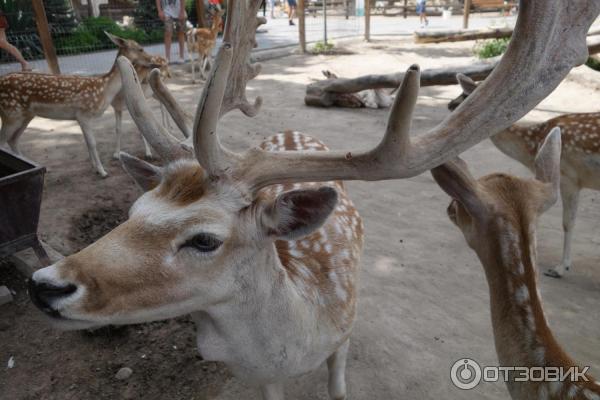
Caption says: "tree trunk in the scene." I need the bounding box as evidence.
[414,27,513,44]
[305,58,499,107]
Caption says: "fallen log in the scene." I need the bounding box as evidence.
[305,57,499,107]
[414,27,513,44]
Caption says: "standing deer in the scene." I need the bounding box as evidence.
[26,1,599,399]
[0,33,160,177]
[431,129,600,399]
[110,54,172,160]
[449,73,600,278]
[186,9,224,83]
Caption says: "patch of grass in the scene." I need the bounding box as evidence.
[312,41,335,54]
[585,57,600,72]
[473,38,510,59]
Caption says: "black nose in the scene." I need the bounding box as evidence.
[28,279,77,318]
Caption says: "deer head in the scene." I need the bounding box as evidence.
[447,73,478,111]
[27,0,598,329]
[431,128,561,264]
[105,31,161,70]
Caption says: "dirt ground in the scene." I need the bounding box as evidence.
[1,37,599,400]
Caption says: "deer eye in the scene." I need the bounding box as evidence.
[184,233,223,253]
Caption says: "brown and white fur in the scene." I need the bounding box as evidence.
[28,131,363,400]
[432,129,600,400]
[321,70,394,109]
[186,10,223,83]
[449,73,600,278]
[110,55,172,160]
[0,33,159,177]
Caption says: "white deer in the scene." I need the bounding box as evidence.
[0,33,161,177]
[26,1,599,399]
[432,129,600,399]
[449,73,600,278]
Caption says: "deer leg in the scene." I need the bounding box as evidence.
[113,108,123,160]
[190,51,196,83]
[260,383,284,400]
[545,177,580,278]
[78,118,108,178]
[327,339,349,400]
[5,117,32,155]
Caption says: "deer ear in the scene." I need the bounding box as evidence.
[119,152,162,191]
[456,73,478,94]
[534,127,561,211]
[259,187,338,241]
[431,158,487,219]
[105,31,127,48]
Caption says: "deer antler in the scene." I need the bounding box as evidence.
[193,0,599,193]
[123,0,599,193]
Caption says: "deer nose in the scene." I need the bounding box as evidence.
[28,279,77,318]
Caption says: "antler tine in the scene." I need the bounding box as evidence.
[117,57,188,161]
[219,0,599,194]
[148,69,192,138]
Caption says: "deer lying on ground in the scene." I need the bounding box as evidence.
[26,0,599,399]
[0,33,160,177]
[187,9,223,83]
[319,70,394,109]
[449,73,600,278]
[110,54,172,160]
[431,129,600,399]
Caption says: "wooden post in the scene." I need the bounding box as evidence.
[196,0,206,28]
[298,0,306,53]
[323,0,328,45]
[462,0,472,29]
[404,0,408,18]
[365,0,371,42]
[32,0,60,74]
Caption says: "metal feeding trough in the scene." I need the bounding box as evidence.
[0,149,50,266]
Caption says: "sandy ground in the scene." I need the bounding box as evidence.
[1,37,599,399]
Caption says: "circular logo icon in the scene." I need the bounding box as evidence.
[450,358,482,390]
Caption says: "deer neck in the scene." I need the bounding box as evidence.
[480,222,559,368]
[99,55,127,108]
[190,243,338,380]
[490,125,538,171]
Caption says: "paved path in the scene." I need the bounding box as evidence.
[0,13,516,76]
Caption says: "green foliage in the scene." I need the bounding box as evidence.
[586,57,600,72]
[312,41,335,54]
[54,17,164,56]
[0,0,34,31]
[473,38,510,59]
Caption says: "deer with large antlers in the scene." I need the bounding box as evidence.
[449,73,600,278]
[431,129,600,399]
[26,1,599,399]
[0,33,161,177]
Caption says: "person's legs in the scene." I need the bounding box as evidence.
[288,1,296,25]
[164,18,173,62]
[0,28,30,70]
[176,23,186,62]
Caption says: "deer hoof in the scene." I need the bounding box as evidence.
[543,268,563,279]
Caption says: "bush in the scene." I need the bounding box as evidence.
[312,41,335,54]
[473,37,510,59]
[586,57,600,72]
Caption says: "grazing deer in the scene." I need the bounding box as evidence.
[0,33,160,177]
[187,9,224,83]
[431,129,600,400]
[449,73,600,278]
[110,54,172,160]
[26,1,600,399]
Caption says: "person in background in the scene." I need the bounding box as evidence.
[0,8,31,71]
[416,0,428,28]
[208,0,222,13]
[287,0,297,25]
[156,0,187,64]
